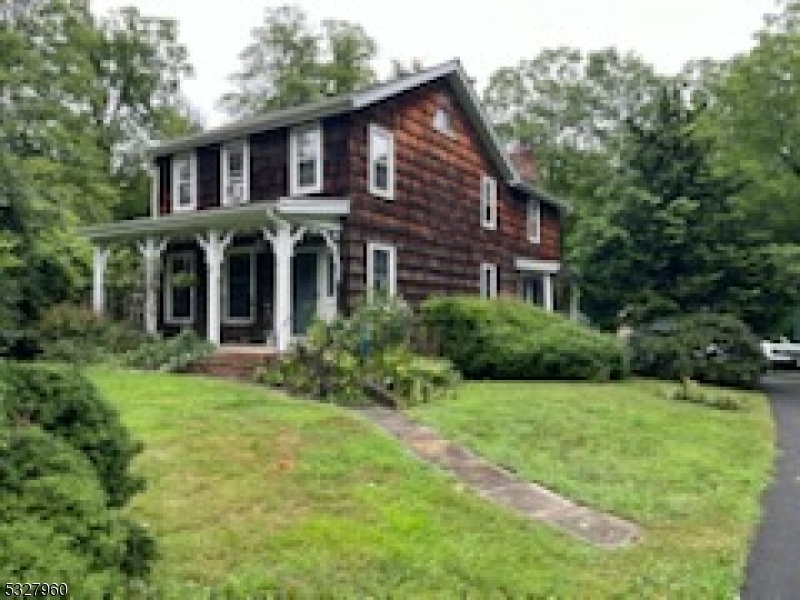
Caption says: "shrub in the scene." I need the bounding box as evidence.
[0,361,144,506]
[630,313,765,388]
[421,296,629,381]
[122,329,214,373]
[256,296,460,407]
[37,303,149,363]
[665,377,749,411]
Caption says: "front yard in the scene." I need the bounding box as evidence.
[90,369,773,597]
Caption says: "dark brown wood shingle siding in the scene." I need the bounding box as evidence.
[341,79,560,311]
[196,144,221,210]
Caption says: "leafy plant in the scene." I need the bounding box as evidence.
[422,295,628,381]
[123,329,213,373]
[256,296,460,407]
[630,313,765,388]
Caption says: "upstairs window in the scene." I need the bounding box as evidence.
[480,174,497,229]
[222,140,249,206]
[366,242,397,299]
[290,122,323,195]
[172,153,196,212]
[433,108,453,135]
[479,262,497,299]
[527,198,541,243]
[368,124,394,200]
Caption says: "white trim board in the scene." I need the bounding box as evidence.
[515,258,561,274]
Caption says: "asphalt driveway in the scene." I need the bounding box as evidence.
[742,373,800,599]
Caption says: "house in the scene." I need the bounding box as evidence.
[83,59,572,353]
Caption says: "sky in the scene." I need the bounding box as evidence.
[91,0,778,127]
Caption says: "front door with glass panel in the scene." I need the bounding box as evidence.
[520,275,544,306]
[224,250,255,324]
[292,252,319,335]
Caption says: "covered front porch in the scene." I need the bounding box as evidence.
[83,198,349,353]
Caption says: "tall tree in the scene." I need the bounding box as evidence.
[573,88,800,333]
[220,5,377,117]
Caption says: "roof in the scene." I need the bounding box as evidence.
[150,59,570,213]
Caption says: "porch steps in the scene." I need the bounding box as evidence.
[191,347,279,380]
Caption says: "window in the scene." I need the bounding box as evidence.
[223,248,256,324]
[222,140,249,206]
[433,108,453,135]
[165,252,195,324]
[480,262,497,299]
[368,124,394,199]
[172,153,196,212]
[480,175,497,229]
[527,198,541,243]
[366,242,397,298]
[289,122,323,195]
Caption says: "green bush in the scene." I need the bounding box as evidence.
[630,313,765,388]
[421,296,629,381]
[664,377,749,411]
[256,297,460,407]
[123,329,214,373]
[37,303,149,363]
[0,362,144,506]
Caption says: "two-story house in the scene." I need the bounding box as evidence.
[83,59,570,353]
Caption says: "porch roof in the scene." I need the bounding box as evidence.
[81,197,350,244]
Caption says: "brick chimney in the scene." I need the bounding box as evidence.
[508,142,537,183]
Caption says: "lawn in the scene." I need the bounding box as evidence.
[89,369,774,598]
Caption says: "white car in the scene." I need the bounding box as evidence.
[761,338,800,368]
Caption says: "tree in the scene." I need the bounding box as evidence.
[573,87,800,334]
[220,5,377,117]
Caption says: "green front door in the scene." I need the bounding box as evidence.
[292,252,318,335]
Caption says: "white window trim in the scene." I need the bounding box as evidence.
[164,251,196,325]
[171,152,197,213]
[527,198,541,244]
[366,242,397,299]
[480,174,497,230]
[150,166,159,219]
[221,139,250,206]
[289,122,323,196]
[222,246,257,325]
[480,262,498,299]
[368,123,395,200]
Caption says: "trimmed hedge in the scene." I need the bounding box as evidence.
[629,313,765,388]
[421,296,628,381]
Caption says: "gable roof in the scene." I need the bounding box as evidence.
[150,59,570,213]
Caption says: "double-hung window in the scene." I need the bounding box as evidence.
[290,122,323,195]
[165,252,195,324]
[527,198,541,243]
[366,242,397,299]
[368,124,394,199]
[480,174,497,229]
[222,140,249,206]
[479,262,497,299]
[223,247,256,324]
[172,153,196,212]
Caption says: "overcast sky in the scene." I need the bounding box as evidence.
[91,0,777,127]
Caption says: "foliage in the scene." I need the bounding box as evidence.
[36,303,149,363]
[256,296,460,407]
[421,295,628,381]
[0,361,155,591]
[572,87,800,333]
[220,5,377,117]
[122,329,213,373]
[0,361,145,506]
[665,377,749,411]
[629,313,766,389]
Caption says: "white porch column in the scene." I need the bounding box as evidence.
[543,273,554,312]
[92,246,111,317]
[569,282,581,321]
[263,221,306,353]
[137,237,168,335]
[197,230,233,346]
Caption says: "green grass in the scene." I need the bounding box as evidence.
[89,369,774,597]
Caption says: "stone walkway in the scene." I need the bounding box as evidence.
[359,407,640,549]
